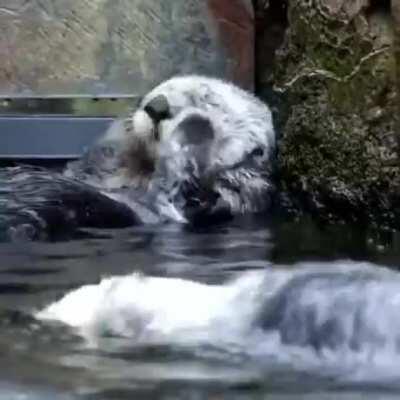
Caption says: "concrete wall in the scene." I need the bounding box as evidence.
[0,0,254,96]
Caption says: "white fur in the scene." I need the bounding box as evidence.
[128,75,276,215]
[75,75,276,218]
[137,75,275,150]
[104,75,275,176]
[130,109,155,140]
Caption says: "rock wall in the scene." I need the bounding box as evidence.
[257,0,399,229]
[0,0,254,96]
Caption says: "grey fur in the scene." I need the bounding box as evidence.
[65,75,277,225]
[135,75,276,217]
[0,76,276,240]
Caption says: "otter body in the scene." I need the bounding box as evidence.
[0,76,276,240]
[0,166,140,241]
[103,75,276,218]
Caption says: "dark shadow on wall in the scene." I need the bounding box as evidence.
[253,0,288,93]
[367,0,391,16]
[253,0,288,138]
[391,0,400,153]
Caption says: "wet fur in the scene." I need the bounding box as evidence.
[0,75,276,240]
[136,76,276,215]
[0,166,138,241]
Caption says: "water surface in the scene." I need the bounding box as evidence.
[1,216,400,399]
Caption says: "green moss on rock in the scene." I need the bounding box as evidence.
[267,0,399,228]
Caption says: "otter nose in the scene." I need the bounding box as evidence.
[144,95,171,124]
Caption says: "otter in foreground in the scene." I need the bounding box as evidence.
[0,76,276,240]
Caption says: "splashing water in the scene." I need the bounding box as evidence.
[37,271,265,346]
[35,260,400,384]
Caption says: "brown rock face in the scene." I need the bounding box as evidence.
[208,0,255,90]
[0,0,254,97]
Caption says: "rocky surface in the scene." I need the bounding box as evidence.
[257,0,399,229]
[0,0,254,96]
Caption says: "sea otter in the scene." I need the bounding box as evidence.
[0,76,276,240]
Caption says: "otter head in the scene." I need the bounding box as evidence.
[147,107,273,225]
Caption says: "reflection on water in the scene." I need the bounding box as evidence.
[0,216,400,399]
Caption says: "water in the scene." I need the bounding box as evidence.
[1,216,400,399]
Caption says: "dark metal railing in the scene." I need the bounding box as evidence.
[0,96,140,162]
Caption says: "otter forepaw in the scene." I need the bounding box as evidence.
[185,194,233,227]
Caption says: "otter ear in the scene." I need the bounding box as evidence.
[177,113,214,146]
[144,95,171,123]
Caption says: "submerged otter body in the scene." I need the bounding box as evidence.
[0,76,276,240]
[0,166,140,241]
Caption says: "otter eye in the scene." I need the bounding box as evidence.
[251,147,264,157]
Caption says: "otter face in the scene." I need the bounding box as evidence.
[149,108,273,224]
[145,108,225,224]
[113,76,275,221]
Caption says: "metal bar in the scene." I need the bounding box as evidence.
[0,97,140,117]
[0,117,113,159]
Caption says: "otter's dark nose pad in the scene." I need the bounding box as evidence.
[144,95,171,141]
[144,95,171,124]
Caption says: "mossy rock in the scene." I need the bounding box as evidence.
[267,0,399,228]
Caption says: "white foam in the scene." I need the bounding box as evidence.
[37,271,266,346]
[36,261,400,382]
